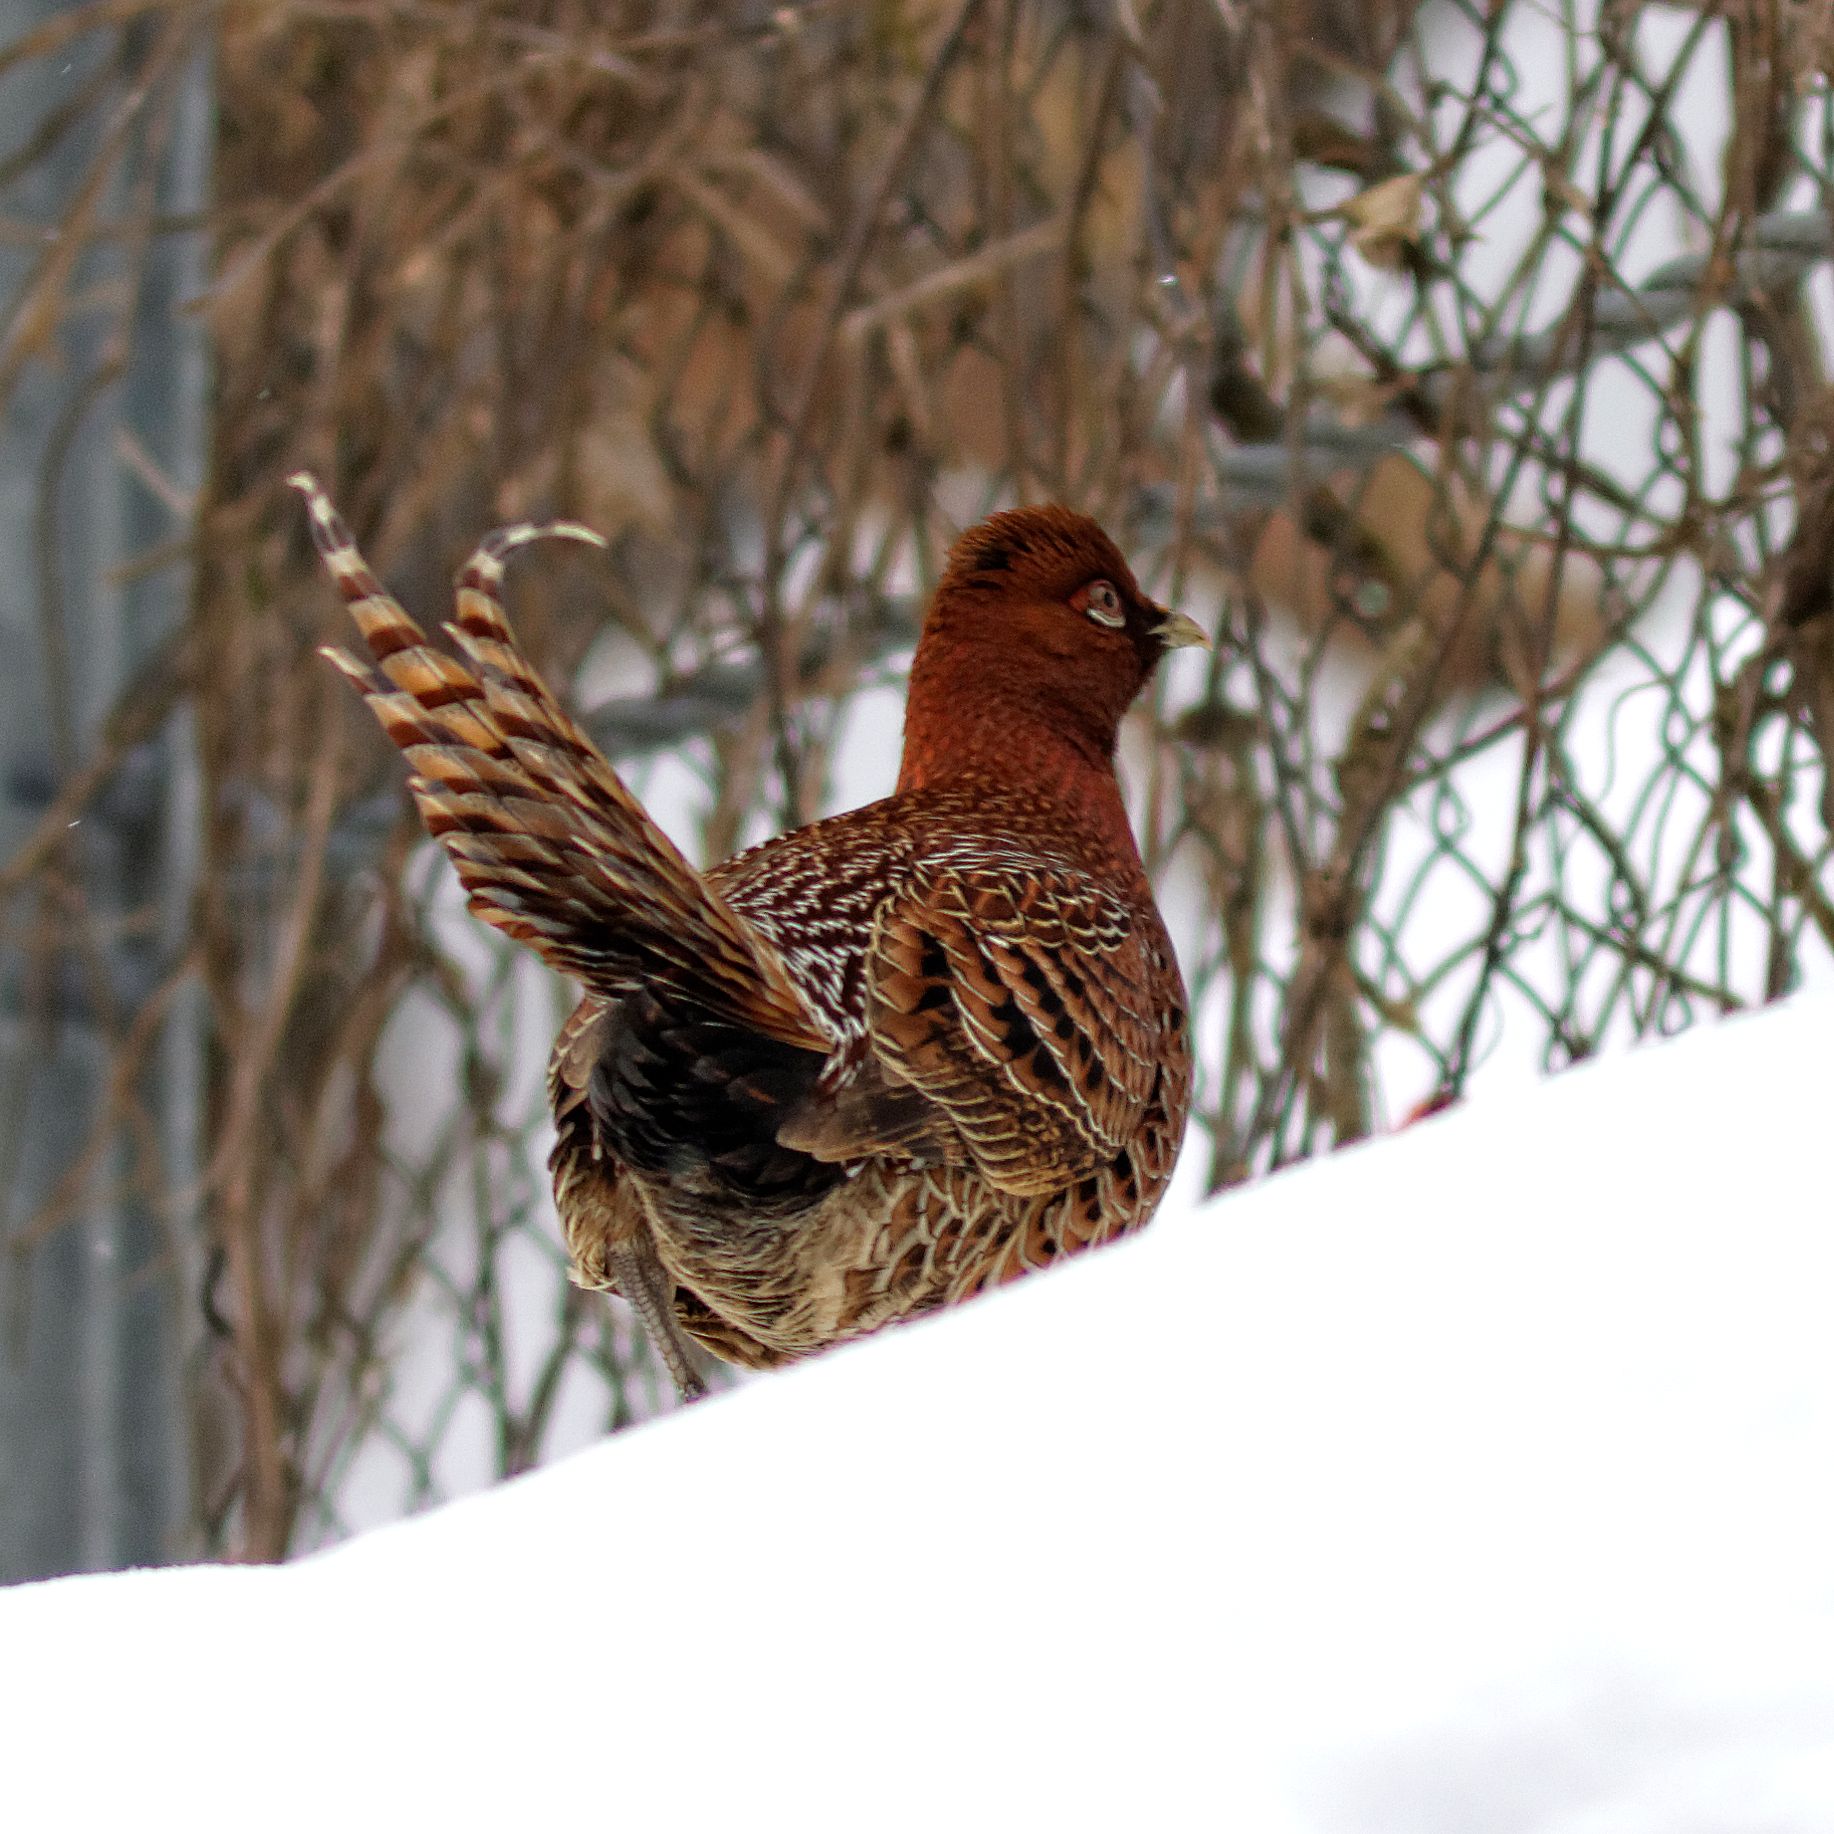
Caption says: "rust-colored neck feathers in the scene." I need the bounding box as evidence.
[897,507,1161,851]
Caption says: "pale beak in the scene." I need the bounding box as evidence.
[1151,605,1209,651]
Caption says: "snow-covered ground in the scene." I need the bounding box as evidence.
[5,993,1832,1832]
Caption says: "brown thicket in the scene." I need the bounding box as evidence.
[3,0,1831,1560]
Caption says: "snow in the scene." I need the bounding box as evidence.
[5,994,1833,1832]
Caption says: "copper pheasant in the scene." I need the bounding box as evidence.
[294,475,1201,1398]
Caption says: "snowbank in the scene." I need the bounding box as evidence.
[5,997,1832,1832]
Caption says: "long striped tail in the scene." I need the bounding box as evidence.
[290,473,824,1052]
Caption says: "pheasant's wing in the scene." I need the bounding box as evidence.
[294,474,826,1054]
[854,858,1171,1195]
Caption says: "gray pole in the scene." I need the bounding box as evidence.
[0,8,210,1581]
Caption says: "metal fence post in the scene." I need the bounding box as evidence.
[0,7,210,1581]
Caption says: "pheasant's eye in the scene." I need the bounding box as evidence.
[1083,580,1126,629]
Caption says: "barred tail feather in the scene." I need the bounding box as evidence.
[291,472,825,1051]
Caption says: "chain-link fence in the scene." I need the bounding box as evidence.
[4,0,1831,1573]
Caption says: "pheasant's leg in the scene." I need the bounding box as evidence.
[608,1237,709,1403]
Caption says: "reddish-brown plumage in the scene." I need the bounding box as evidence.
[295,477,1201,1398]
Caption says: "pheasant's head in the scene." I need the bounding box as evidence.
[898,506,1205,793]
